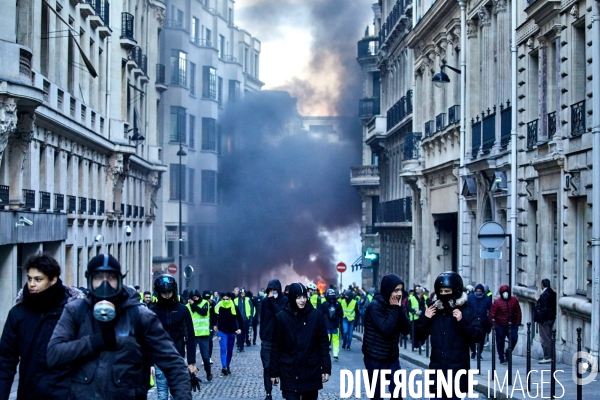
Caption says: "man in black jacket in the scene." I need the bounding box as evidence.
[319,288,343,361]
[150,274,198,399]
[0,254,84,400]
[270,283,331,400]
[47,254,191,400]
[416,271,484,399]
[361,274,411,400]
[259,279,287,400]
[534,278,556,363]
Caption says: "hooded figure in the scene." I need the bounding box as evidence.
[490,285,522,364]
[415,271,484,398]
[270,283,331,400]
[259,279,288,399]
[339,289,358,350]
[319,288,344,361]
[466,283,492,360]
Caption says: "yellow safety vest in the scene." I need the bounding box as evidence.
[139,292,143,303]
[233,297,255,318]
[310,294,324,309]
[367,293,373,302]
[341,298,357,322]
[186,300,210,337]
[408,295,420,321]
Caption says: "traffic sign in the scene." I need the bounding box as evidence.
[167,263,178,274]
[478,222,506,249]
[336,262,347,273]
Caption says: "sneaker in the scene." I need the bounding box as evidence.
[221,368,228,376]
[539,358,552,364]
[471,352,476,360]
[500,360,507,365]
[483,341,490,347]
[420,346,426,351]
[478,356,483,361]
[207,373,213,381]
[226,367,231,375]
[342,345,346,350]
[210,358,214,364]
[334,356,339,362]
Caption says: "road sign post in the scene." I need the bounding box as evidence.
[478,222,513,287]
[336,262,346,289]
[167,263,178,274]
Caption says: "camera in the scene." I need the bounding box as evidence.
[16,216,33,227]
[94,234,103,242]
[125,225,132,237]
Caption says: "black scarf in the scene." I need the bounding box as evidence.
[22,278,66,313]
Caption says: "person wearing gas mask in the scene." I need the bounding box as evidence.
[259,279,287,400]
[270,283,331,400]
[416,271,484,399]
[0,253,84,400]
[490,284,522,365]
[319,288,343,361]
[150,274,198,399]
[47,254,191,399]
[186,289,213,381]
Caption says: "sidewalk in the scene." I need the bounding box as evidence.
[353,330,600,399]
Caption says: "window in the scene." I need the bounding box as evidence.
[166,226,177,258]
[205,28,212,47]
[189,114,196,149]
[170,50,187,86]
[576,197,589,294]
[57,89,64,111]
[254,54,259,77]
[219,34,225,58]
[202,118,217,151]
[202,66,217,99]
[170,106,187,143]
[201,170,216,203]
[198,225,216,254]
[187,225,195,256]
[188,168,195,203]
[169,164,186,200]
[228,7,233,24]
[244,48,248,72]
[191,17,199,44]
[190,62,196,95]
[177,8,184,27]
[217,77,223,106]
[228,80,240,103]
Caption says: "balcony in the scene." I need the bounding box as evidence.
[90,199,97,215]
[571,100,586,137]
[155,64,168,92]
[471,117,481,157]
[141,55,148,76]
[435,113,446,132]
[424,120,434,137]
[500,102,511,147]
[526,119,538,150]
[23,189,35,209]
[547,111,556,138]
[379,0,411,48]
[120,12,136,48]
[40,191,51,211]
[378,197,412,223]
[359,98,380,119]
[165,19,184,29]
[89,0,110,29]
[129,46,142,73]
[99,200,105,215]
[80,0,95,18]
[221,55,237,63]
[448,105,460,125]
[67,196,76,214]
[350,165,380,187]
[0,185,9,208]
[54,193,64,212]
[386,90,412,131]
[357,38,379,60]
[481,108,496,153]
[79,197,87,214]
[403,132,421,160]
[365,225,379,235]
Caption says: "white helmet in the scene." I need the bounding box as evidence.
[307,282,317,291]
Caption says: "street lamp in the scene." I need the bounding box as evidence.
[177,142,187,288]
[432,64,461,88]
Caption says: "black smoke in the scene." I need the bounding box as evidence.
[210,91,362,289]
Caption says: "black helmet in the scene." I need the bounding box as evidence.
[154,274,178,293]
[86,254,123,300]
[189,289,201,299]
[434,271,464,299]
[202,290,211,299]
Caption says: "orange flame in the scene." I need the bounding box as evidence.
[317,280,326,295]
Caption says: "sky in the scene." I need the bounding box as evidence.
[236,0,374,116]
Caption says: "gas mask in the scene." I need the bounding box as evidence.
[93,300,117,322]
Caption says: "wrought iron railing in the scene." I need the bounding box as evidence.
[350,165,380,180]
[23,189,35,209]
[526,119,538,150]
[403,132,421,160]
[79,197,87,214]
[379,197,412,223]
[221,55,237,62]
[99,0,110,25]
[0,185,8,206]
[141,55,148,75]
[358,38,379,58]
[481,108,496,153]
[547,111,556,138]
[359,98,380,118]
[471,117,481,157]
[40,191,51,210]
[19,49,32,78]
[165,19,184,29]
[424,120,434,137]
[90,199,97,215]
[448,105,460,125]
[365,225,379,235]
[406,90,413,114]
[68,195,76,213]
[500,102,511,147]
[156,64,166,84]
[131,46,142,66]
[436,113,446,132]
[54,193,64,212]
[121,12,134,40]
[571,100,585,137]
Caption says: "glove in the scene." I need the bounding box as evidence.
[190,372,201,392]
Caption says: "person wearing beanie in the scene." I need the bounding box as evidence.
[0,253,84,400]
[490,284,522,365]
[361,274,411,400]
[466,284,492,360]
[270,283,331,400]
[214,292,244,376]
[47,254,191,400]
[416,271,484,398]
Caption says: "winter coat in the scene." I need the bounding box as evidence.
[318,299,343,331]
[534,287,556,323]
[467,291,492,333]
[270,303,331,394]
[214,301,244,335]
[362,294,411,363]
[0,284,84,400]
[259,279,288,342]
[490,285,522,327]
[415,292,484,393]
[47,286,191,400]
[150,300,196,364]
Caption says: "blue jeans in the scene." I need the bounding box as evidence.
[363,357,402,400]
[196,336,211,375]
[495,324,519,362]
[342,319,355,349]
[218,331,236,368]
[154,364,169,400]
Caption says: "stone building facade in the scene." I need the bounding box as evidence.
[153,0,263,289]
[0,0,168,326]
[355,0,599,363]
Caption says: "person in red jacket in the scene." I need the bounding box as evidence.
[490,285,522,364]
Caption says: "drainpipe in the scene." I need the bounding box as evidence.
[458,0,467,278]
[105,35,111,141]
[509,0,518,291]
[590,0,600,365]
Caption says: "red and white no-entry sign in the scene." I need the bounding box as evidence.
[167,264,178,274]
[336,262,347,273]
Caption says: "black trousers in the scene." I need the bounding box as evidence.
[260,340,272,395]
[282,390,318,400]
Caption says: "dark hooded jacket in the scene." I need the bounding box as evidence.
[319,296,343,331]
[260,279,288,342]
[150,296,196,364]
[361,274,411,363]
[534,287,556,323]
[0,281,84,400]
[271,283,331,394]
[490,285,522,327]
[47,286,191,400]
[466,284,492,333]
[415,291,484,393]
